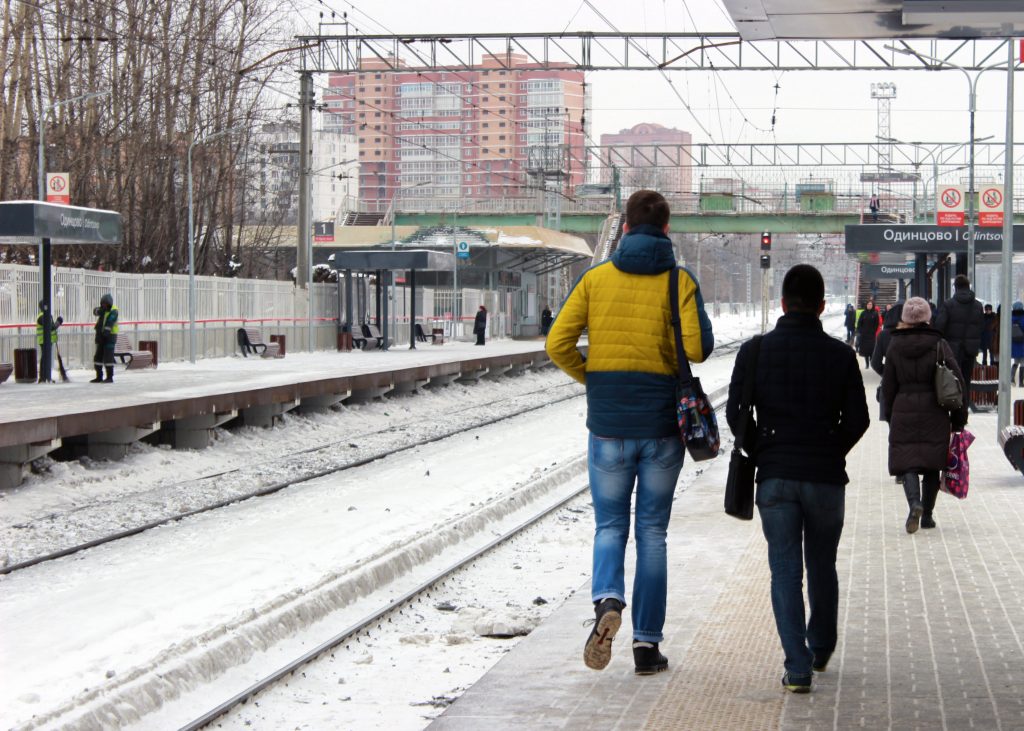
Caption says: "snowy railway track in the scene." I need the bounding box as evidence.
[1,383,586,575]
[178,392,734,731]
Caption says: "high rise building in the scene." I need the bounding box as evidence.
[599,123,692,199]
[323,54,589,213]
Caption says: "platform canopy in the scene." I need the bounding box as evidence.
[721,0,1024,40]
[0,201,122,245]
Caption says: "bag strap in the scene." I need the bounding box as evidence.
[734,336,763,449]
[668,268,694,387]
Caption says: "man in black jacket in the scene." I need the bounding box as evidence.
[934,274,984,409]
[726,264,869,694]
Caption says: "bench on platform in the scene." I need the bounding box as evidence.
[113,334,155,369]
[0,363,12,384]
[353,325,379,351]
[970,364,998,411]
[237,328,281,358]
[363,323,390,350]
[431,327,445,345]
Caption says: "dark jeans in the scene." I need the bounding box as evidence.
[757,478,845,680]
[475,331,485,345]
[980,346,992,366]
[959,354,976,405]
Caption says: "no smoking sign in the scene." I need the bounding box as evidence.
[937,185,964,227]
[979,184,1005,228]
[45,172,70,205]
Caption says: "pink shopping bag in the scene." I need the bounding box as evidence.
[940,429,975,499]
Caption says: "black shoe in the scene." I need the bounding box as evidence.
[583,598,623,670]
[812,651,832,672]
[633,641,669,675]
[782,672,812,693]
[921,515,937,529]
[906,500,923,534]
[90,377,104,383]
[103,378,114,383]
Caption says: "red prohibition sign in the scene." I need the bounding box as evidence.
[941,188,961,208]
[48,176,66,192]
[983,188,1003,208]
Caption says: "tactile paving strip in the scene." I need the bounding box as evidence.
[644,532,785,730]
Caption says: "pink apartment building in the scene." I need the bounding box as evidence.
[599,123,692,199]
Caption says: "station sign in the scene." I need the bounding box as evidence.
[978,184,1004,228]
[46,173,70,205]
[313,221,334,242]
[861,263,915,279]
[456,241,470,259]
[845,224,1024,254]
[937,186,964,227]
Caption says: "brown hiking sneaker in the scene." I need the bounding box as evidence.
[583,598,624,670]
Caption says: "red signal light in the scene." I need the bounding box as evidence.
[760,232,772,251]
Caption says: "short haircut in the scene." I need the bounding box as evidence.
[954,274,971,290]
[625,190,670,229]
[781,264,825,313]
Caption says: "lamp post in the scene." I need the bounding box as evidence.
[886,47,1011,284]
[188,125,242,363]
[36,89,110,382]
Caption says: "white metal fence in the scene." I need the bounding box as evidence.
[0,265,513,367]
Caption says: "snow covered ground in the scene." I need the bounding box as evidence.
[0,306,842,730]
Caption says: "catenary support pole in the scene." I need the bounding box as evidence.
[998,39,1016,432]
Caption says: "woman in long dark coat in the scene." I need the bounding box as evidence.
[881,297,967,533]
[474,305,487,345]
[856,300,880,369]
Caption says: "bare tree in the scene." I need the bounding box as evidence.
[1,0,298,275]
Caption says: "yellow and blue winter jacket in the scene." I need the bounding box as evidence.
[546,224,714,438]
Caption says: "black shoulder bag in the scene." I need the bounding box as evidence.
[669,269,720,461]
[724,336,762,520]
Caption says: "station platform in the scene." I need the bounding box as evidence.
[432,371,1024,730]
[0,340,552,489]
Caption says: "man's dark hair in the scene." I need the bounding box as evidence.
[781,264,825,313]
[625,190,670,229]
[954,274,971,290]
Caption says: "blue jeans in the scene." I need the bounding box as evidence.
[756,478,845,679]
[589,433,684,643]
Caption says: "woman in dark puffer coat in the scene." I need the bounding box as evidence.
[881,297,967,533]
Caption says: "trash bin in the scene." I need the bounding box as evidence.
[336,331,352,352]
[139,340,159,368]
[14,348,37,383]
[270,334,286,357]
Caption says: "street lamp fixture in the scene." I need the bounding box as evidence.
[188,125,244,363]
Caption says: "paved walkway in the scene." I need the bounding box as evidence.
[432,371,1024,730]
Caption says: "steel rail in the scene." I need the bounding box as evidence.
[181,390,733,731]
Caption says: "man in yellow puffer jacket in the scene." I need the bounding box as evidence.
[546,189,713,675]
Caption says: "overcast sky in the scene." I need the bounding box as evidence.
[290,0,1021,149]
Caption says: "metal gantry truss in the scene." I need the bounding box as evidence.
[591,141,1023,169]
[297,32,1019,73]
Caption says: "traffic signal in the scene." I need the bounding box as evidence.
[760,254,771,269]
[760,231,772,251]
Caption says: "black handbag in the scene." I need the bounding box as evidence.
[669,269,720,461]
[724,336,762,520]
[934,341,963,411]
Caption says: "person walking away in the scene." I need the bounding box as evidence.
[856,300,880,369]
[869,193,880,222]
[1009,302,1024,386]
[726,264,869,693]
[871,302,903,376]
[546,189,714,675]
[540,305,553,337]
[881,297,967,532]
[980,303,996,366]
[36,300,62,379]
[844,304,856,346]
[934,274,984,410]
[473,305,487,345]
[92,293,119,383]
